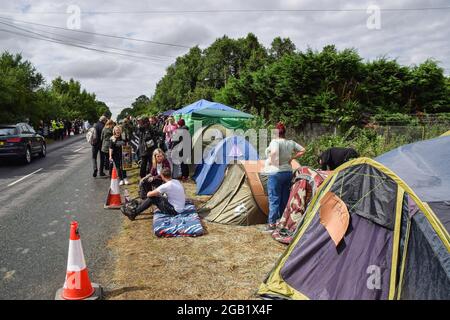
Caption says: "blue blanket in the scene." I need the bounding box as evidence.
[153,204,204,238]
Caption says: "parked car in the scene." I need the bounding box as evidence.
[0,123,46,164]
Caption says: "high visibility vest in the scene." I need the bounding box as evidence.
[50,121,57,132]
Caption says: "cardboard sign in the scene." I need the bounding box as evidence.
[122,145,132,170]
[319,191,350,246]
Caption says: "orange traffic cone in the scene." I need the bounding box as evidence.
[104,164,122,209]
[55,221,102,300]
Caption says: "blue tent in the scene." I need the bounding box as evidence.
[194,135,259,195]
[161,109,175,116]
[172,99,241,115]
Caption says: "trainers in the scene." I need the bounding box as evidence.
[119,180,124,186]
[262,223,276,233]
[124,178,129,185]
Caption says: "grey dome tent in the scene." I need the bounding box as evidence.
[259,135,450,300]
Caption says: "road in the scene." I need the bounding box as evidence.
[0,135,123,299]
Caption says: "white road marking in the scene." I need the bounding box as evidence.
[74,147,83,152]
[7,168,43,187]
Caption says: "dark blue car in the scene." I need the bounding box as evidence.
[0,123,46,164]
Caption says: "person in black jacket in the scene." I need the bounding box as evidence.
[318,147,359,170]
[138,117,156,178]
[92,115,107,177]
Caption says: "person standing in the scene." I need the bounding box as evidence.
[101,120,115,175]
[172,118,190,180]
[92,115,107,177]
[263,122,306,232]
[163,116,179,152]
[109,125,129,185]
[137,117,156,179]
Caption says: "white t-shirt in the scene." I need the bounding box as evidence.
[156,179,186,213]
[264,139,304,173]
[156,163,163,175]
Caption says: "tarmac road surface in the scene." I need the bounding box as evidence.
[0,135,123,299]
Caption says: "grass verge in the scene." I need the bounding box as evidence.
[102,165,286,300]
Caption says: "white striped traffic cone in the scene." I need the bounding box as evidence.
[104,164,122,209]
[55,221,102,300]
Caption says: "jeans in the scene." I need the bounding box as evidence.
[92,145,106,173]
[135,196,178,216]
[267,171,293,224]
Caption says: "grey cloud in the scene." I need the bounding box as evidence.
[0,0,448,118]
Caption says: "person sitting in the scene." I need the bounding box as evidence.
[121,167,186,221]
[318,147,359,170]
[138,148,171,199]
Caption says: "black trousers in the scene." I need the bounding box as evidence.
[181,163,189,178]
[109,156,127,180]
[92,145,106,173]
[139,178,163,200]
[139,154,152,178]
[135,196,178,216]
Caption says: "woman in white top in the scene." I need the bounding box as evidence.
[264,122,305,231]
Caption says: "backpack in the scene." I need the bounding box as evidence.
[86,127,97,145]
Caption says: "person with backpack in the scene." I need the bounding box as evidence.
[101,119,115,174]
[90,115,107,177]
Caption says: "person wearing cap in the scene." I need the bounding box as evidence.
[263,122,306,232]
[92,115,108,177]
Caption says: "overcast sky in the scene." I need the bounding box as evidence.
[1,0,449,119]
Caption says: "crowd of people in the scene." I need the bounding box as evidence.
[36,119,87,140]
[89,113,191,221]
[91,114,358,231]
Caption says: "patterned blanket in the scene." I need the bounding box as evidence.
[153,204,204,238]
[272,167,329,244]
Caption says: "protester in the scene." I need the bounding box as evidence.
[92,115,107,177]
[101,119,115,174]
[149,116,166,151]
[318,147,359,170]
[263,122,306,232]
[138,148,171,199]
[121,167,186,221]
[137,117,159,178]
[163,116,179,152]
[109,125,129,185]
[121,118,133,143]
[171,118,190,180]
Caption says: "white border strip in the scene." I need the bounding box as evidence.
[8,168,43,187]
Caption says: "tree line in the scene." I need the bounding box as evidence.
[0,51,111,127]
[119,33,450,128]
